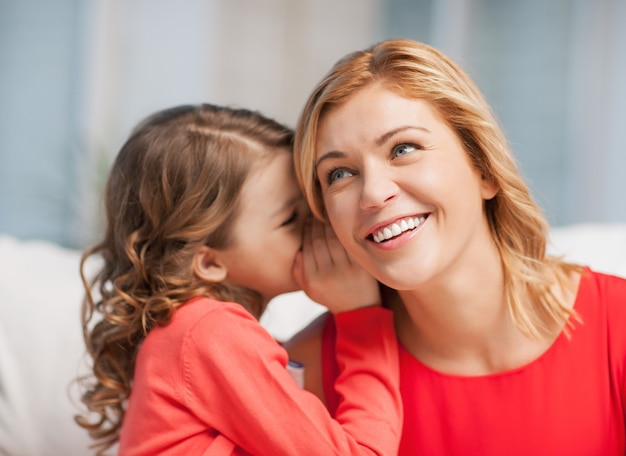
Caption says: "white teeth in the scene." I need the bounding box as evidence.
[372,216,425,243]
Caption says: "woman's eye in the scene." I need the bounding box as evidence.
[393,143,417,158]
[327,168,353,184]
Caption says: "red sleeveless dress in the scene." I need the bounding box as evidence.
[321,268,626,455]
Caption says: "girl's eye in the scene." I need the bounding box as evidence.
[327,168,353,184]
[281,210,298,226]
[393,143,417,158]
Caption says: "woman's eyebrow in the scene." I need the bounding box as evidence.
[316,150,347,170]
[375,125,430,146]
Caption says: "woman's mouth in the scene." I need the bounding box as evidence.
[369,215,428,243]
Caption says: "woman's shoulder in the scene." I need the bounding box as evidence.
[579,267,626,299]
[576,268,626,367]
[574,267,626,329]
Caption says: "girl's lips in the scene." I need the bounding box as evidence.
[367,214,429,244]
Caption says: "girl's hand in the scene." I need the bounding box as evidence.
[292,217,380,313]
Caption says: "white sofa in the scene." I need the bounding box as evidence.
[1,223,625,455]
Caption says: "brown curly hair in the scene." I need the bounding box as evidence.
[75,104,293,454]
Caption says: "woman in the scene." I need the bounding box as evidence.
[286,39,626,455]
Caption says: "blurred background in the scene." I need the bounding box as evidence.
[1,0,625,250]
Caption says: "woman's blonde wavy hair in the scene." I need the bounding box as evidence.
[294,38,581,342]
[75,104,293,454]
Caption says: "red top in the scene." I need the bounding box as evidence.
[322,268,626,455]
[118,298,401,455]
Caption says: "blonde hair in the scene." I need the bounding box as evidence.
[294,38,580,341]
[76,104,293,454]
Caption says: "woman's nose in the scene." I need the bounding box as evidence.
[359,164,397,210]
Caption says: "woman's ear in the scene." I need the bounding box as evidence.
[193,246,228,283]
[481,177,499,201]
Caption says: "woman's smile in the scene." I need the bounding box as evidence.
[368,214,429,244]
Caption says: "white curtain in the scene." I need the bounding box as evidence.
[564,0,626,223]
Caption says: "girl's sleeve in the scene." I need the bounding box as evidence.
[181,303,402,456]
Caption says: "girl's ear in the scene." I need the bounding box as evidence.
[193,246,228,283]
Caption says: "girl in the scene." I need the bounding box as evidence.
[288,39,626,455]
[75,104,401,455]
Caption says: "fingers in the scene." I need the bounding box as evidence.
[296,216,380,311]
[296,217,334,298]
[300,216,319,274]
[321,222,352,266]
[294,216,325,290]
[311,216,334,268]
[292,249,305,289]
[304,218,357,273]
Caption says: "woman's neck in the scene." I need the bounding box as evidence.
[388,261,556,376]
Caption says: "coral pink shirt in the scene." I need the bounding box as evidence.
[322,269,626,455]
[118,298,401,455]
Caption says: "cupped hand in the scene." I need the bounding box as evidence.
[292,217,380,313]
